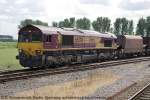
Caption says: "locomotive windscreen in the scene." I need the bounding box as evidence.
[18,33,31,42]
[19,32,42,42]
[19,26,42,42]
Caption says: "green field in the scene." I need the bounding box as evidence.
[0,42,22,71]
[0,42,17,49]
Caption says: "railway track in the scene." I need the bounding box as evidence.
[0,56,150,83]
[128,82,150,100]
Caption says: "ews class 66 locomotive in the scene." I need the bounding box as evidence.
[16,25,150,68]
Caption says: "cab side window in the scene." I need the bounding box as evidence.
[104,40,112,47]
[45,35,52,42]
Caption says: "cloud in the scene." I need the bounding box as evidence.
[0,0,45,22]
[119,0,150,11]
[0,0,46,39]
[0,0,91,39]
[79,0,110,5]
[0,0,149,39]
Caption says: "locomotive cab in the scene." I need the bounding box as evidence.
[17,25,44,67]
[18,25,43,55]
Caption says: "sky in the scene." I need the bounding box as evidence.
[0,0,150,39]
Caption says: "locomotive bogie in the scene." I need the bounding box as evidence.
[45,55,75,65]
[18,52,43,68]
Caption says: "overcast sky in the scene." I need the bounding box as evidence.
[0,0,150,39]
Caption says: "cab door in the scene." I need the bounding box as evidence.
[43,35,52,49]
[43,34,58,49]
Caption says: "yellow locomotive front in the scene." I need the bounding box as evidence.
[17,25,43,68]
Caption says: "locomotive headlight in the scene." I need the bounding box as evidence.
[19,49,22,53]
[35,50,41,54]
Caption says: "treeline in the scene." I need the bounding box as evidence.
[19,17,150,36]
[52,17,134,35]
[52,17,150,36]
[136,17,150,36]
[18,19,48,29]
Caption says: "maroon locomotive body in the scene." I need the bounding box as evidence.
[17,25,117,68]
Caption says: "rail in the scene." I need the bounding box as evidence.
[128,82,150,100]
[0,56,150,83]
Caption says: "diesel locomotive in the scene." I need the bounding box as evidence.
[16,24,149,68]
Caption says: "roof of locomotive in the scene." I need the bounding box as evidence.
[105,32,117,38]
[20,24,116,38]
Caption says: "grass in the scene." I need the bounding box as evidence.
[0,42,22,71]
[0,42,17,49]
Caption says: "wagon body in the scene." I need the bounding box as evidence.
[143,37,150,49]
[117,35,143,53]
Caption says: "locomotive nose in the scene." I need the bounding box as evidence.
[17,43,43,56]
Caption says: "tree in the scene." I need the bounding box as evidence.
[18,19,48,29]
[92,17,111,32]
[63,19,70,27]
[114,18,122,35]
[121,18,128,35]
[146,16,150,36]
[57,17,75,28]
[109,27,113,33]
[136,18,146,36]
[52,22,58,27]
[35,20,48,26]
[76,17,91,30]
[18,19,33,29]
[102,17,111,32]
[58,21,64,28]
[128,20,134,35]
[114,18,133,35]
[69,17,75,28]
[92,17,103,32]
[92,21,99,31]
